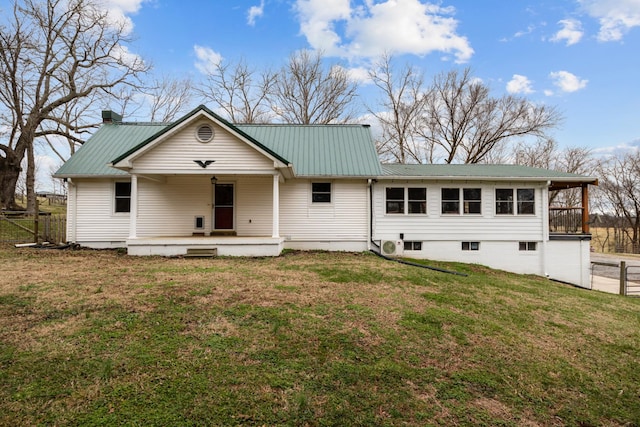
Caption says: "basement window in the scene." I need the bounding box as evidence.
[519,241,537,251]
[462,241,480,251]
[403,241,422,251]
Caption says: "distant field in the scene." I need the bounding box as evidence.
[1,248,639,426]
[590,226,639,254]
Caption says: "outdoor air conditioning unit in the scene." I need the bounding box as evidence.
[381,240,403,256]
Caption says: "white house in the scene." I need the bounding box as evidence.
[54,105,598,287]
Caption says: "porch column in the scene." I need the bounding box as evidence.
[129,174,138,238]
[582,184,590,234]
[272,174,280,238]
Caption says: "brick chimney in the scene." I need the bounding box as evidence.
[101,110,123,124]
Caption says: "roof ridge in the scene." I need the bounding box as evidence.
[106,122,170,126]
[237,123,371,127]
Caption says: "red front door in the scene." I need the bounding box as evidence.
[214,183,234,230]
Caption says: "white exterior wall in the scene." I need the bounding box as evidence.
[547,238,591,288]
[373,180,547,277]
[71,179,130,247]
[373,180,546,242]
[280,179,369,251]
[236,176,273,236]
[410,240,544,276]
[132,121,274,173]
[135,175,273,237]
[136,176,211,237]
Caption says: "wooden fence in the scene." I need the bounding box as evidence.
[0,212,66,244]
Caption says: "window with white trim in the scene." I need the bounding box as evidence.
[462,241,480,251]
[311,182,331,203]
[403,241,422,251]
[463,188,481,214]
[442,188,481,214]
[385,187,427,214]
[517,189,535,214]
[495,188,535,215]
[519,241,537,251]
[114,182,131,213]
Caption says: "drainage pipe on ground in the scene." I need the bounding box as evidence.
[367,179,468,277]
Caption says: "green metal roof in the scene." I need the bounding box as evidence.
[381,164,597,182]
[54,122,169,177]
[237,124,382,176]
[55,106,382,178]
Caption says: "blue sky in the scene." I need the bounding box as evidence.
[115,0,640,155]
[4,0,640,189]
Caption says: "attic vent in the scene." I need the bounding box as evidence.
[196,124,214,142]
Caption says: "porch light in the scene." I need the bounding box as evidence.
[211,176,217,185]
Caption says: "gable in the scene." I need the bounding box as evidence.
[131,120,276,173]
[111,106,290,172]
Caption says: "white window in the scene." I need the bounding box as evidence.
[442,188,481,214]
[403,241,422,251]
[517,189,535,214]
[312,182,331,203]
[496,188,535,215]
[519,242,537,251]
[462,241,480,251]
[385,187,427,215]
[114,182,131,213]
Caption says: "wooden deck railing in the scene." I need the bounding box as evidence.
[549,207,587,234]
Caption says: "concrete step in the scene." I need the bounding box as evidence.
[185,248,218,257]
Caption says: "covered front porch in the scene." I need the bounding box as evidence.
[126,173,284,256]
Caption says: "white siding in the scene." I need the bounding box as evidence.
[236,176,273,236]
[73,179,130,243]
[280,179,368,245]
[137,176,211,237]
[547,239,591,288]
[373,180,546,242]
[136,175,274,237]
[132,121,274,173]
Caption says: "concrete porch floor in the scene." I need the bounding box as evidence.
[126,236,285,257]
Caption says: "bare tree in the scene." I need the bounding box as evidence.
[146,75,194,123]
[269,50,359,124]
[512,138,557,169]
[197,58,275,123]
[512,138,593,206]
[595,151,640,253]
[420,68,563,164]
[0,0,148,212]
[368,54,430,163]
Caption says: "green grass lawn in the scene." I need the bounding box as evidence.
[0,247,639,426]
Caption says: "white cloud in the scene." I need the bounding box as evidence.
[193,45,223,75]
[345,66,371,84]
[506,74,534,94]
[550,19,584,45]
[295,0,352,53]
[578,0,640,41]
[549,70,588,92]
[110,44,146,71]
[294,0,473,63]
[247,0,265,26]
[102,0,148,35]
